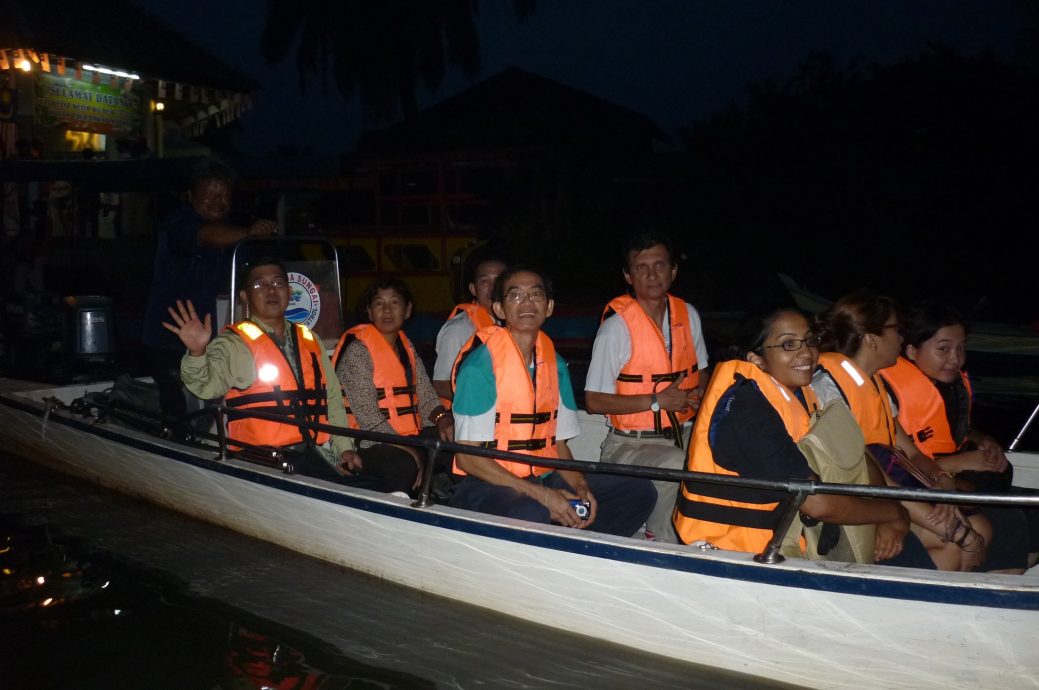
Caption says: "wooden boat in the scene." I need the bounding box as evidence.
[2,377,1037,690]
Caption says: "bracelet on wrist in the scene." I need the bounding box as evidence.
[431,409,451,425]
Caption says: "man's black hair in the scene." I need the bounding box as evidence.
[491,266,554,303]
[466,251,509,282]
[621,232,676,273]
[189,157,237,192]
[238,258,288,288]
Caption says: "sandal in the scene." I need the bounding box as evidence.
[944,518,985,554]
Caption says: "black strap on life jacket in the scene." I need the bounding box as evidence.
[476,437,556,452]
[674,485,786,531]
[493,410,557,425]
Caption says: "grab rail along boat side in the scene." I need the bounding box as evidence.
[153,399,1039,566]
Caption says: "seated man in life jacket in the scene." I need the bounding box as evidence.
[585,232,709,543]
[163,259,357,480]
[448,266,656,536]
[431,253,507,405]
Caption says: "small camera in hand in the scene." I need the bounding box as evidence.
[569,499,591,519]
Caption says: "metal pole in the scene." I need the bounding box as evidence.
[1009,400,1039,451]
[215,407,228,461]
[413,441,440,508]
[754,485,811,564]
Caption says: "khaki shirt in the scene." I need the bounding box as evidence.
[180,318,355,457]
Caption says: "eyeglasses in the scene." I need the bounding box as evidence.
[503,288,547,304]
[249,278,288,290]
[762,336,822,352]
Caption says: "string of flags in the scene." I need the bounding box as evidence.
[0,47,253,131]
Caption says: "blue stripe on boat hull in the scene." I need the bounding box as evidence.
[3,393,1036,612]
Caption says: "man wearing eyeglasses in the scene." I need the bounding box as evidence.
[584,232,709,543]
[141,158,278,418]
[162,260,357,480]
[448,267,655,535]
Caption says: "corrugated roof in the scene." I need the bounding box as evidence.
[0,0,256,93]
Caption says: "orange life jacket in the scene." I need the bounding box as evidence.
[451,325,559,477]
[601,294,700,432]
[224,320,331,448]
[879,356,972,458]
[673,360,819,552]
[815,352,896,446]
[438,303,496,409]
[448,302,496,330]
[332,324,421,436]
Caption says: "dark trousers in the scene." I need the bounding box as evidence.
[347,426,456,495]
[142,346,188,418]
[450,471,656,537]
[349,443,420,495]
[876,531,937,570]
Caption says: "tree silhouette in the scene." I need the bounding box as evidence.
[261,0,535,124]
[676,46,1039,320]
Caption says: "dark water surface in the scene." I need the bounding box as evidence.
[0,452,797,690]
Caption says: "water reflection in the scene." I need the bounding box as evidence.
[0,517,432,689]
[1,451,798,690]
[1,523,108,614]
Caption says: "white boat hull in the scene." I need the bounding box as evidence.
[2,380,1037,690]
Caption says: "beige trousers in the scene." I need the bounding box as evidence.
[599,427,691,543]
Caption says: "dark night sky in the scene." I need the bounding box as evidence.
[130,0,1033,156]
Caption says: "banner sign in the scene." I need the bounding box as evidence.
[34,72,140,134]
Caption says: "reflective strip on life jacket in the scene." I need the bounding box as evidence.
[224,320,330,448]
[815,352,895,446]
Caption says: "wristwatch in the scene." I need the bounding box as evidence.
[650,392,660,413]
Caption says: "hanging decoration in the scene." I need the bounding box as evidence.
[1,48,254,134]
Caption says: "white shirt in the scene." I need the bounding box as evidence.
[432,311,477,381]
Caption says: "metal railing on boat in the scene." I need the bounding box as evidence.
[171,404,1039,566]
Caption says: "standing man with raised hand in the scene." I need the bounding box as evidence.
[449,267,655,535]
[584,232,710,543]
[431,254,506,403]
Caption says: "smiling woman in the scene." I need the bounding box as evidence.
[674,306,938,569]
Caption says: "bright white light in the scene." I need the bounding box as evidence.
[17,59,31,72]
[81,63,140,80]
[258,364,279,383]
[36,575,46,585]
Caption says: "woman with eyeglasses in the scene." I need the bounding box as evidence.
[813,292,991,571]
[878,300,1035,573]
[332,277,454,496]
[674,306,933,568]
